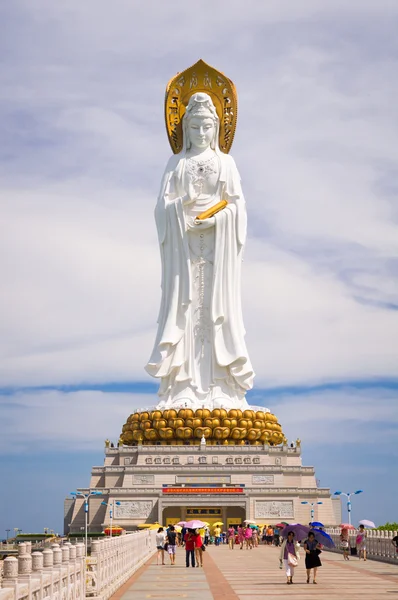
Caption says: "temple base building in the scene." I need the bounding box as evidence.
[67,408,341,533]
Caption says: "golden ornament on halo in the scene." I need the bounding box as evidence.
[165,59,238,154]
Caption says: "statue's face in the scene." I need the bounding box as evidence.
[187,116,215,150]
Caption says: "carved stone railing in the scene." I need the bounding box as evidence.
[86,530,156,599]
[325,529,398,564]
[0,541,86,600]
[0,531,156,600]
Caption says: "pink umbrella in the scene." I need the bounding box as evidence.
[177,521,187,526]
[359,520,376,528]
[340,523,355,530]
[184,520,207,529]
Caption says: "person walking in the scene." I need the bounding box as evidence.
[156,527,166,565]
[304,532,322,584]
[261,526,267,544]
[204,526,210,546]
[252,527,259,547]
[214,525,221,546]
[228,526,235,549]
[194,529,204,567]
[245,525,253,549]
[279,530,300,585]
[340,528,350,561]
[184,529,196,567]
[273,526,280,547]
[238,525,245,549]
[356,524,367,561]
[266,525,274,545]
[181,526,187,547]
[166,525,177,566]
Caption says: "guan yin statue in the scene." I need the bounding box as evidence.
[145,60,256,412]
[119,62,283,446]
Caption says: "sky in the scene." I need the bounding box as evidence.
[1,0,398,536]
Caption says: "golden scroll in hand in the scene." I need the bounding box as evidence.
[197,200,228,220]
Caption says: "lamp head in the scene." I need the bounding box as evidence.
[354,490,363,495]
[334,491,342,496]
[115,502,121,505]
[301,501,309,505]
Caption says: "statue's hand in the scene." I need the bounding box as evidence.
[194,216,215,229]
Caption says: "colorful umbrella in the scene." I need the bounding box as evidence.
[281,523,310,541]
[311,521,324,528]
[275,523,285,529]
[213,521,224,526]
[244,519,256,524]
[359,520,375,528]
[177,521,187,527]
[340,523,355,530]
[310,529,335,549]
[184,520,207,529]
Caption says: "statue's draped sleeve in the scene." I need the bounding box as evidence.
[146,157,191,379]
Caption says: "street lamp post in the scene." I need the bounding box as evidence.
[5,529,10,541]
[70,490,102,554]
[101,501,121,538]
[334,490,363,525]
[301,501,323,522]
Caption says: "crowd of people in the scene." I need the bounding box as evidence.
[155,522,377,584]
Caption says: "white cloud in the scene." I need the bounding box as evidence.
[0,2,397,389]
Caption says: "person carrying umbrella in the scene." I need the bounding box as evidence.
[279,530,301,585]
[356,524,367,561]
[304,532,322,584]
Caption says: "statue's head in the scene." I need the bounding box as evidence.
[183,92,219,152]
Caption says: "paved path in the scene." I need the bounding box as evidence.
[112,544,398,600]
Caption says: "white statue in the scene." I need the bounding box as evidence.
[145,86,254,411]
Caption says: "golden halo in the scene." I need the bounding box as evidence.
[164,59,238,154]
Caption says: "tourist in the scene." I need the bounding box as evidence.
[228,526,235,549]
[356,524,367,561]
[194,529,204,567]
[252,527,259,547]
[273,526,280,547]
[261,526,267,544]
[304,532,322,584]
[266,525,274,545]
[181,526,187,547]
[166,525,177,566]
[156,527,166,565]
[340,528,350,561]
[392,534,398,558]
[221,531,227,544]
[245,524,253,549]
[214,525,221,546]
[184,529,196,567]
[279,530,300,585]
[204,526,210,546]
[238,525,245,549]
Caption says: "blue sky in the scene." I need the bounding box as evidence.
[1,0,398,536]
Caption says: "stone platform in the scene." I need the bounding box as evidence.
[111,543,398,600]
[67,441,341,533]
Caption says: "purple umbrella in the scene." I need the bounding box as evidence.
[281,523,310,541]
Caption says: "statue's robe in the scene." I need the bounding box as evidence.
[145,152,254,407]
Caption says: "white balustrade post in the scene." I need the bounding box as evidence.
[91,540,102,593]
[1,556,18,589]
[32,552,43,573]
[18,542,32,578]
[75,543,86,600]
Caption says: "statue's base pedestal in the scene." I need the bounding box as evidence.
[66,442,342,534]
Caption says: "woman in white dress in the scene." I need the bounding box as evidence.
[146,93,254,411]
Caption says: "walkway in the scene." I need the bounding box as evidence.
[111,543,398,600]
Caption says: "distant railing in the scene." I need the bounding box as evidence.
[0,531,157,600]
[325,528,398,564]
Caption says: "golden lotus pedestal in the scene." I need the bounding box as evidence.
[119,408,284,447]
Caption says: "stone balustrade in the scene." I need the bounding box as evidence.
[86,530,156,599]
[0,531,156,600]
[326,528,398,564]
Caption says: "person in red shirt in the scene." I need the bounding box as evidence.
[184,529,196,567]
[194,530,204,567]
